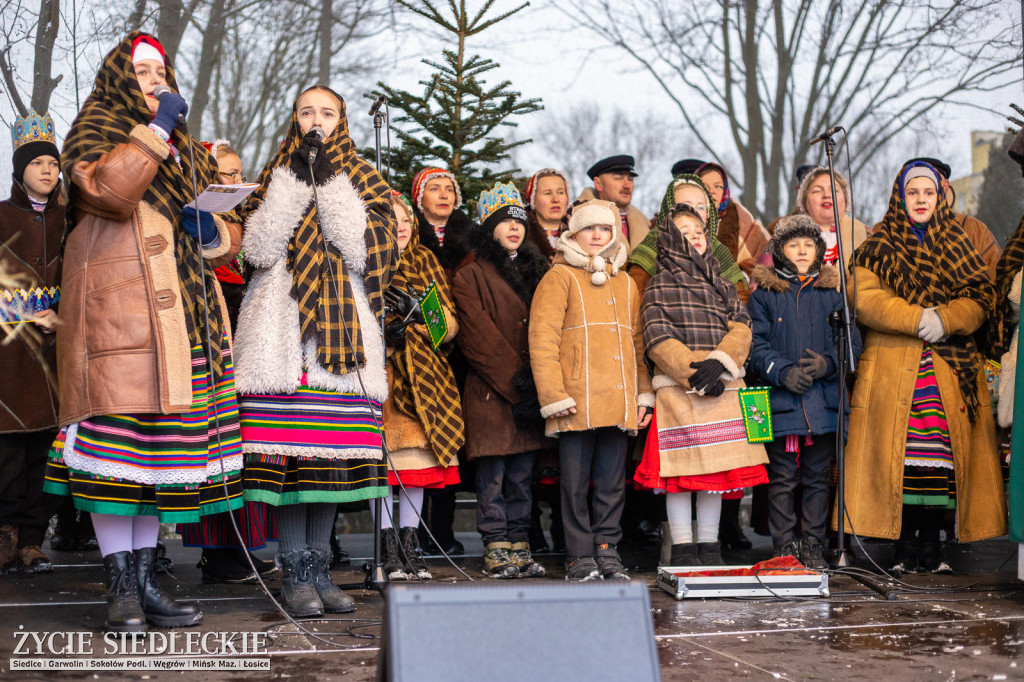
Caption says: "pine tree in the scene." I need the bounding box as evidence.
[376,0,542,211]
[975,134,1024,246]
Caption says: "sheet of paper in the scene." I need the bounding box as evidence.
[183,183,260,213]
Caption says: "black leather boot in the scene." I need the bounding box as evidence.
[668,543,700,566]
[102,551,146,634]
[135,547,202,627]
[279,550,323,617]
[697,541,725,566]
[309,549,355,613]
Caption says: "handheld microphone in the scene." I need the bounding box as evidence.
[808,125,843,146]
[151,84,188,126]
[368,94,386,117]
[308,126,325,164]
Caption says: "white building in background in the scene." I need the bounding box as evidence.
[949,131,1004,215]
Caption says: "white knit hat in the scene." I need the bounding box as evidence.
[567,199,619,235]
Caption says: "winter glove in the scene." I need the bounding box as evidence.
[289,130,333,186]
[384,287,425,325]
[384,319,410,350]
[702,379,726,397]
[180,206,219,246]
[689,358,726,394]
[151,91,188,135]
[917,307,945,344]
[798,349,829,380]
[783,366,813,395]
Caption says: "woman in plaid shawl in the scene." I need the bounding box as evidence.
[44,33,242,634]
[633,204,768,567]
[844,161,1006,575]
[377,191,463,581]
[232,85,398,617]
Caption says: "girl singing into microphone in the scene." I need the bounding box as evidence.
[44,33,243,633]
[233,86,398,617]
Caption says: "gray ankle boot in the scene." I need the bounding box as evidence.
[309,549,355,613]
[279,550,323,617]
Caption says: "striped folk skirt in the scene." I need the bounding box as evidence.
[238,379,388,505]
[178,501,276,550]
[903,347,957,508]
[43,344,245,523]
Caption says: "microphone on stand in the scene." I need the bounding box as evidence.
[808,125,843,146]
[368,95,386,117]
[151,84,188,126]
[307,125,325,165]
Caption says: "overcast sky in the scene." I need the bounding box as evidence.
[2,0,1020,221]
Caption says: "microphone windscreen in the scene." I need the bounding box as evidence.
[310,126,325,141]
[152,84,172,99]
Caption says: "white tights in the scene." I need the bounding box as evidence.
[665,491,722,544]
[368,486,425,530]
[91,513,161,557]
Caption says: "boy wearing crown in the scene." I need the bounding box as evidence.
[0,110,64,573]
[451,181,551,578]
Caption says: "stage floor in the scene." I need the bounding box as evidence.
[0,530,1021,680]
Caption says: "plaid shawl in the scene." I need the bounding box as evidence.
[990,213,1024,357]
[642,209,750,355]
[61,32,228,377]
[629,174,743,285]
[854,162,994,422]
[239,89,398,375]
[388,215,464,467]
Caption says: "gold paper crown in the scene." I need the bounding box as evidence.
[477,181,525,223]
[11,111,56,151]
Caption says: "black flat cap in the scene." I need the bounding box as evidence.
[670,158,706,177]
[906,157,951,179]
[587,154,637,179]
[795,164,815,184]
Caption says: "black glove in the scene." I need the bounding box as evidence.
[689,358,726,393]
[798,349,829,380]
[384,287,424,324]
[703,379,726,397]
[384,319,410,350]
[783,366,813,394]
[289,130,332,185]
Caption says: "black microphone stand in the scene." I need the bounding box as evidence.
[822,130,857,570]
[337,101,389,595]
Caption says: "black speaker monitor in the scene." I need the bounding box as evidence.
[380,581,660,681]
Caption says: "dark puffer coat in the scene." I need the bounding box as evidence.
[747,265,862,436]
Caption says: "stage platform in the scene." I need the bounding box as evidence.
[0,530,1021,680]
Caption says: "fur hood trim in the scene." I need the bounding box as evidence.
[468,222,550,304]
[752,264,839,292]
[555,230,628,286]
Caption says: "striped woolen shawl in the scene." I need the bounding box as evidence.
[61,32,228,377]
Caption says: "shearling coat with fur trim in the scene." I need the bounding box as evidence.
[839,266,1006,542]
[233,166,390,407]
[529,234,653,437]
[747,265,861,436]
[452,235,550,459]
[58,125,239,425]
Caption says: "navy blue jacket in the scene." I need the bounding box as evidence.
[747,265,862,436]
